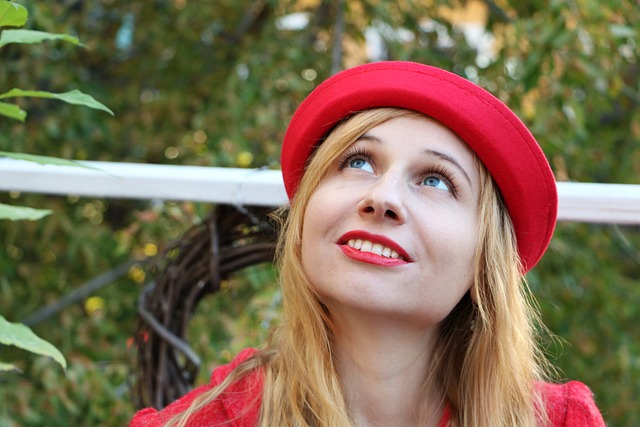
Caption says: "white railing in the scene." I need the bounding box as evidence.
[1,158,639,224]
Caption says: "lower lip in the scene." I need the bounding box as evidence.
[339,245,408,267]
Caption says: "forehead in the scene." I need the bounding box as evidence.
[357,115,478,166]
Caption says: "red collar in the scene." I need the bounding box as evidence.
[439,403,451,427]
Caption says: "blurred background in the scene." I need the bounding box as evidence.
[0,0,638,425]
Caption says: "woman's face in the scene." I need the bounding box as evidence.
[301,114,481,327]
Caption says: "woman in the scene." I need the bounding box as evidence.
[130,61,605,426]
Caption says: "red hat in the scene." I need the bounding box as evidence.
[281,61,557,272]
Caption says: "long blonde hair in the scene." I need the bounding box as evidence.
[168,108,553,426]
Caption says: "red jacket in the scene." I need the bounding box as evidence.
[130,348,605,427]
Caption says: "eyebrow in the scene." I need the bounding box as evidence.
[356,133,473,186]
[423,149,473,186]
[356,134,383,144]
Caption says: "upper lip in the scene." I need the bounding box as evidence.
[337,230,412,262]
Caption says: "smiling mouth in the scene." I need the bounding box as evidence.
[345,239,405,261]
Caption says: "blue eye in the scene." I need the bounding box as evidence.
[348,157,374,172]
[423,175,450,191]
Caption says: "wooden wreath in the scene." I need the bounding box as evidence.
[133,204,278,409]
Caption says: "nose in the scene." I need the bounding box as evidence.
[357,173,407,223]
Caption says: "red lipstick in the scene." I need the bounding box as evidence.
[337,230,411,267]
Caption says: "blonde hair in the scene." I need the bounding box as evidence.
[167,108,553,427]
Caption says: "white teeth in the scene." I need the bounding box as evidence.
[371,243,383,256]
[346,239,403,260]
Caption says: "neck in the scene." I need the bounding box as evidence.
[331,309,445,427]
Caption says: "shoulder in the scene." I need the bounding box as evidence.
[538,381,606,427]
[129,348,262,427]
[209,347,259,386]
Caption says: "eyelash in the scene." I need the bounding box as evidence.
[338,147,373,170]
[338,147,460,196]
[422,164,459,196]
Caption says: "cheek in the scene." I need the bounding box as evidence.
[300,185,351,279]
[456,219,480,285]
[430,211,479,269]
[301,194,324,243]
[456,223,479,269]
[302,184,345,237]
[300,192,330,266]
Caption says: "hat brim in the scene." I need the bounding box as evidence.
[281,61,557,272]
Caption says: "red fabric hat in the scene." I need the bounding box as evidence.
[281,61,557,272]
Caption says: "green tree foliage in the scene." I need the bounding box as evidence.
[0,0,114,376]
[0,0,637,425]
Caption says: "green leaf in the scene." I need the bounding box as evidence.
[0,360,21,372]
[0,101,26,121]
[0,203,51,221]
[0,1,27,28]
[0,29,84,48]
[0,89,113,115]
[0,151,101,170]
[610,24,636,39]
[0,314,66,370]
